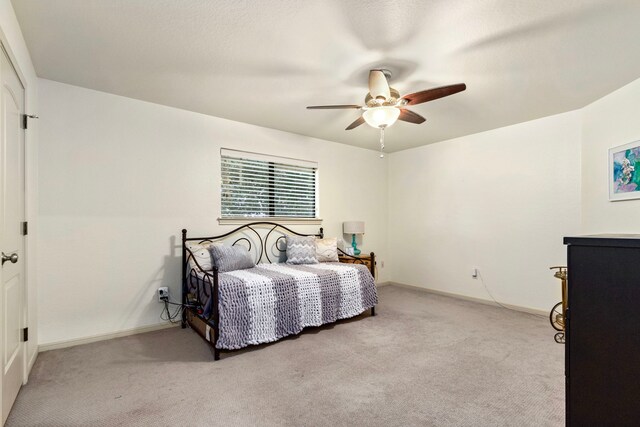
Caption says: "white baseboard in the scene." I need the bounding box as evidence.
[383,281,548,317]
[22,348,39,385]
[38,322,180,352]
[28,348,37,372]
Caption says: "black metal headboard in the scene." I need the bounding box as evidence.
[182,221,323,266]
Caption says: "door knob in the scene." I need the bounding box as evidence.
[2,252,18,265]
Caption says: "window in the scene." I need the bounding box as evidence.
[220,149,318,219]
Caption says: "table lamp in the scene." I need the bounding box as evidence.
[343,221,365,256]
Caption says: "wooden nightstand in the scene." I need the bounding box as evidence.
[338,252,375,279]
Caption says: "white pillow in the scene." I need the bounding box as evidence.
[186,241,221,271]
[316,237,339,262]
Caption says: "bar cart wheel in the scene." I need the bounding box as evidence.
[549,301,564,331]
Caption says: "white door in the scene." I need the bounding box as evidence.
[0,44,25,425]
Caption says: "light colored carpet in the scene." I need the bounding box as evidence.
[7,285,564,426]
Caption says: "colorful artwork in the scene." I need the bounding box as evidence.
[610,141,640,201]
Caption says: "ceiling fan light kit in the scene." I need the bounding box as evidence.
[307,69,466,155]
[362,106,400,128]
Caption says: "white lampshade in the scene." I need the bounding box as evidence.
[363,106,400,129]
[343,221,365,235]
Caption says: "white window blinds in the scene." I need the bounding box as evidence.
[221,149,318,219]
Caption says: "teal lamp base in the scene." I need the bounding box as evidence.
[351,234,361,256]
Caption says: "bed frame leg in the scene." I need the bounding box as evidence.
[181,228,187,329]
[214,349,220,361]
[371,307,376,316]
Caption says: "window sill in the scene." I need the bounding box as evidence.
[218,217,323,226]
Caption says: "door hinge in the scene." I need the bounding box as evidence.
[22,114,39,130]
[22,327,28,342]
[22,221,28,236]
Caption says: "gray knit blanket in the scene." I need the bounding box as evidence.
[191,262,377,350]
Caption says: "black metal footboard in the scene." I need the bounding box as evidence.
[181,229,221,359]
[181,222,324,360]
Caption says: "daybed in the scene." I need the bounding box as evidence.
[181,222,378,360]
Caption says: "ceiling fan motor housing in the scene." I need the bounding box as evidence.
[365,88,401,107]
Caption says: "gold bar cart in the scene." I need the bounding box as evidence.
[549,266,568,344]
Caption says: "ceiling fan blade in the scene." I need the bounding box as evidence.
[307,104,361,109]
[369,70,391,100]
[345,116,365,130]
[401,83,466,106]
[398,109,426,124]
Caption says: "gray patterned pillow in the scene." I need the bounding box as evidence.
[286,235,319,265]
[209,245,255,273]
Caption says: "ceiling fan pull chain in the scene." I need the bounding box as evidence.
[379,127,385,158]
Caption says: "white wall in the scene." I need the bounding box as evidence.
[36,51,640,346]
[388,111,582,312]
[37,79,388,346]
[0,0,39,373]
[581,77,640,233]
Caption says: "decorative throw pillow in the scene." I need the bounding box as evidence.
[186,241,220,271]
[209,245,255,273]
[286,235,319,265]
[316,237,339,262]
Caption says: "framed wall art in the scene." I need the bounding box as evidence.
[609,140,640,201]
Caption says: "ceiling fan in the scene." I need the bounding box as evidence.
[307,70,466,132]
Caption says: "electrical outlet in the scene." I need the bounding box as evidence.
[158,287,169,302]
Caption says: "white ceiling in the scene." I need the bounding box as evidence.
[12,0,640,152]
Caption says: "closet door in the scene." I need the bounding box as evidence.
[0,44,26,425]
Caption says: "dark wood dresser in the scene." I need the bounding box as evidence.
[564,235,640,426]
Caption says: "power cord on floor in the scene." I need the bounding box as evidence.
[476,270,546,319]
[160,297,204,324]
[160,298,184,324]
